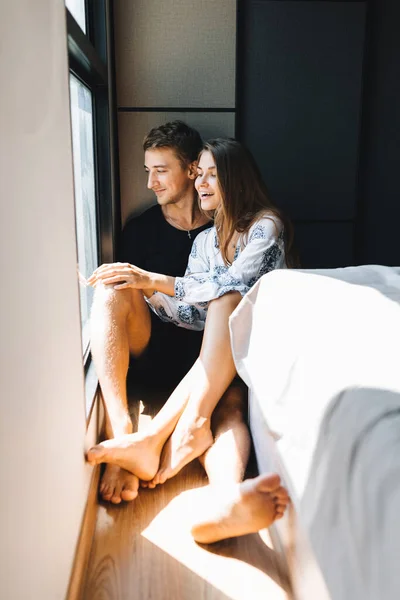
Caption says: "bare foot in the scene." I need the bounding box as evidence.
[191,473,290,544]
[99,464,139,504]
[87,431,164,481]
[151,416,214,486]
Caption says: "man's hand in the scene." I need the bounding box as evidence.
[87,262,153,290]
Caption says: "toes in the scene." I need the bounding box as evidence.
[121,488,138,502]
[87,445,107,465]
[140,478,157,488]
[121,476,139,502]
[254,473,281,492]
[275,503,287,518]
[273,486,290,504]
[100,485,113,501]
[100,467,139,503]
[152,472,162,486]
[157,470,169,485]
[110,479,123,504]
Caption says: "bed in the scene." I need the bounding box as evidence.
[229,265,400,600]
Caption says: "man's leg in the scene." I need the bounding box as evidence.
[86,293,242,479]
[199,383,250,486]
[190,385,290,543]
[90,282,151,503]
[190,473,290,544]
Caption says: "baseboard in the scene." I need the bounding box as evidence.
[66,391,104,600]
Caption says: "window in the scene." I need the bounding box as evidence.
[66,1,119,410]
[65,0,86,33]
[69,75,97,352]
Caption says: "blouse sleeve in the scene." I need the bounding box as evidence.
[174,218,285,304]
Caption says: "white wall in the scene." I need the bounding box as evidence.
[0,2,93,598]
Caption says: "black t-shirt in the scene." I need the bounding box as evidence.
[119,204,211,390]
[118,204,211,275]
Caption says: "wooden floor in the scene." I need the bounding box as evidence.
[83,387,292,600]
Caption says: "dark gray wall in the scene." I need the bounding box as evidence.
[357,0,400,266]
[238,0,400,268]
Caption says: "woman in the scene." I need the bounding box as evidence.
[87,139,294,500]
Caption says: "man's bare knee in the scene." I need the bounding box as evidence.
[91,283,136,319]
[90,283,151,356]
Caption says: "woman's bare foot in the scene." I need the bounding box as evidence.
[151,416,214,486]
[191,473,290,544]
[99,465,139,504]
[87,431,164,481]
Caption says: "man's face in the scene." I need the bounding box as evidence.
[144,148,195,206]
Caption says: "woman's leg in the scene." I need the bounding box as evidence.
[144,380,250,489]
[152,292,243,483]
[87,292,242,480]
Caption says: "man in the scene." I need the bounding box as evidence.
[89,121,211,503]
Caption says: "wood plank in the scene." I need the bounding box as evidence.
[83,390,292,600]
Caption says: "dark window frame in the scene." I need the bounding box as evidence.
[66,0,120,414]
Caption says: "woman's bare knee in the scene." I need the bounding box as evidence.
[208,292,242,313]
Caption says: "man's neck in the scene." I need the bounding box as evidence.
[162,193,210,229]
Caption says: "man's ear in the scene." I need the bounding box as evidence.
[188,161,198,180]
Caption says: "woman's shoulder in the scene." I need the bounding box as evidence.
[190,225,215,258]
[248,212,283,240]
[193,225,215,245]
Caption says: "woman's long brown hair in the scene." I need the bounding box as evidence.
[200,138,297,267]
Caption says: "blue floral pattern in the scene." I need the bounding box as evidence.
[249,223,268,242]
[157,305,180,326]
[146,215,286,331]
[177,304,201,325]
[175,279,186,301]
[190,240,198,258]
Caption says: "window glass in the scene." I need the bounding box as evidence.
[69,74,98,353]
[65,0,86,33]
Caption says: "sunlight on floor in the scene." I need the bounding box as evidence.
[141,487,288,600]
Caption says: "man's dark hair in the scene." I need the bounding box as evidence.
[143,120,203,167]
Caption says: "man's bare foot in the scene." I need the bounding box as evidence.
[151,416,214,486]
[191,473,290,544]
[99,465,139,504]
[87,431,164,481]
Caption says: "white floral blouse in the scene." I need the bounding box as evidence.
[146,215,286,331]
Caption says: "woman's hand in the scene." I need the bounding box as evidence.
[87,262,153,290]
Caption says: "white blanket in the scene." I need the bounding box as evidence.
[230,265,400,600]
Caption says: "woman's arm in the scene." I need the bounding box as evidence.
[175,218,285,304]
[87,262,176,297]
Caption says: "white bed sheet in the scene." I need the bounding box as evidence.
[230,265,400,599]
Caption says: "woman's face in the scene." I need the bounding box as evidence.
[195,150,222,211]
